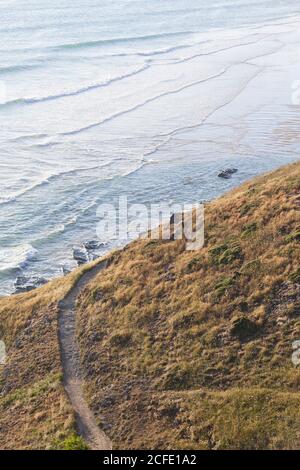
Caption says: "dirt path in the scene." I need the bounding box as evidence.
[58,260,112,450]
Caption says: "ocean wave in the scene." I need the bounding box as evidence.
[31,159,153,248]
[86,38,211,61]
[56,31,193,51]
[0,164,111,207]
[9,133,49,143]
[60,66,230,137]
[0,179,51,206]
[0,244,37,274]
[173,34,274,66]
[0,63,41,75]
[31,198,102,248]
[32,221,74,247]
[116,43,193,58]
[0,65,148,109]
[56,40,281,139]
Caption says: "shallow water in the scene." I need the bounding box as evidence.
[1,0,300,294]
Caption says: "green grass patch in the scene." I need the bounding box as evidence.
[51,434,89,450]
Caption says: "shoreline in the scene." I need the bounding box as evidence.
[1,154,299,298]
[2,158,299,299]
[1,11,300,295]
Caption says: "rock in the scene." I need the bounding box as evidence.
[33,277,48,287]
[73,247,89,265]
[91,253,101,261]
[83,240,104,251]
[14,276,48,294]
[218,171,231,179]
[61,266,71,276]
[218,168,238,179]
[73,241,105,266]
[15,285,35,294]
[14,276,30,288]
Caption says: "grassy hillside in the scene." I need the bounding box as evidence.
[0,161,299,449]
[76,161,300,449]
[0,262,104,449]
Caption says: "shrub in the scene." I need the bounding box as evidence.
[240,259,261,275]
[285,229,300,243]
[170,311,197,329]
[230,316,259,341]
[161,364,193,391]
[289,268,300,283]
[209,244,228,257]
[240,202,257,216]
[209,244,243,265]
[109,330,132,347]
[286,302,300,317]
[185,257,203,273]
[52,434,89,450]
[241,222,258,238]
[218,245,243,265]
[214,277,235,297]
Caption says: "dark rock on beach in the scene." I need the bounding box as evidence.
[218,168,238,179]
[73,240,105,266]
[83,240,105,251]
[14,275,48,294]
[73,247,89,265]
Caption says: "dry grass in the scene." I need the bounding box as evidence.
[0,257,108,346]
[76,161,300,449]
[0,162,299,449]
[0,373,76,450]
[0,257,110,449]
[90,387,300,450]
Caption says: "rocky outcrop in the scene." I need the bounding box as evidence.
[83,240,105,251]
[73,240,106,266]
[14,276,48,294]
[73,247,89,265]
[218,168,238,179]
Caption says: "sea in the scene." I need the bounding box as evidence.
[1,0,300,295]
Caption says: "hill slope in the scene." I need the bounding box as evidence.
[0,162,299,449]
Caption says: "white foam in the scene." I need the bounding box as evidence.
[0,244,37,273]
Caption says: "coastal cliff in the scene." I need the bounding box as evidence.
[0,162,299,449]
